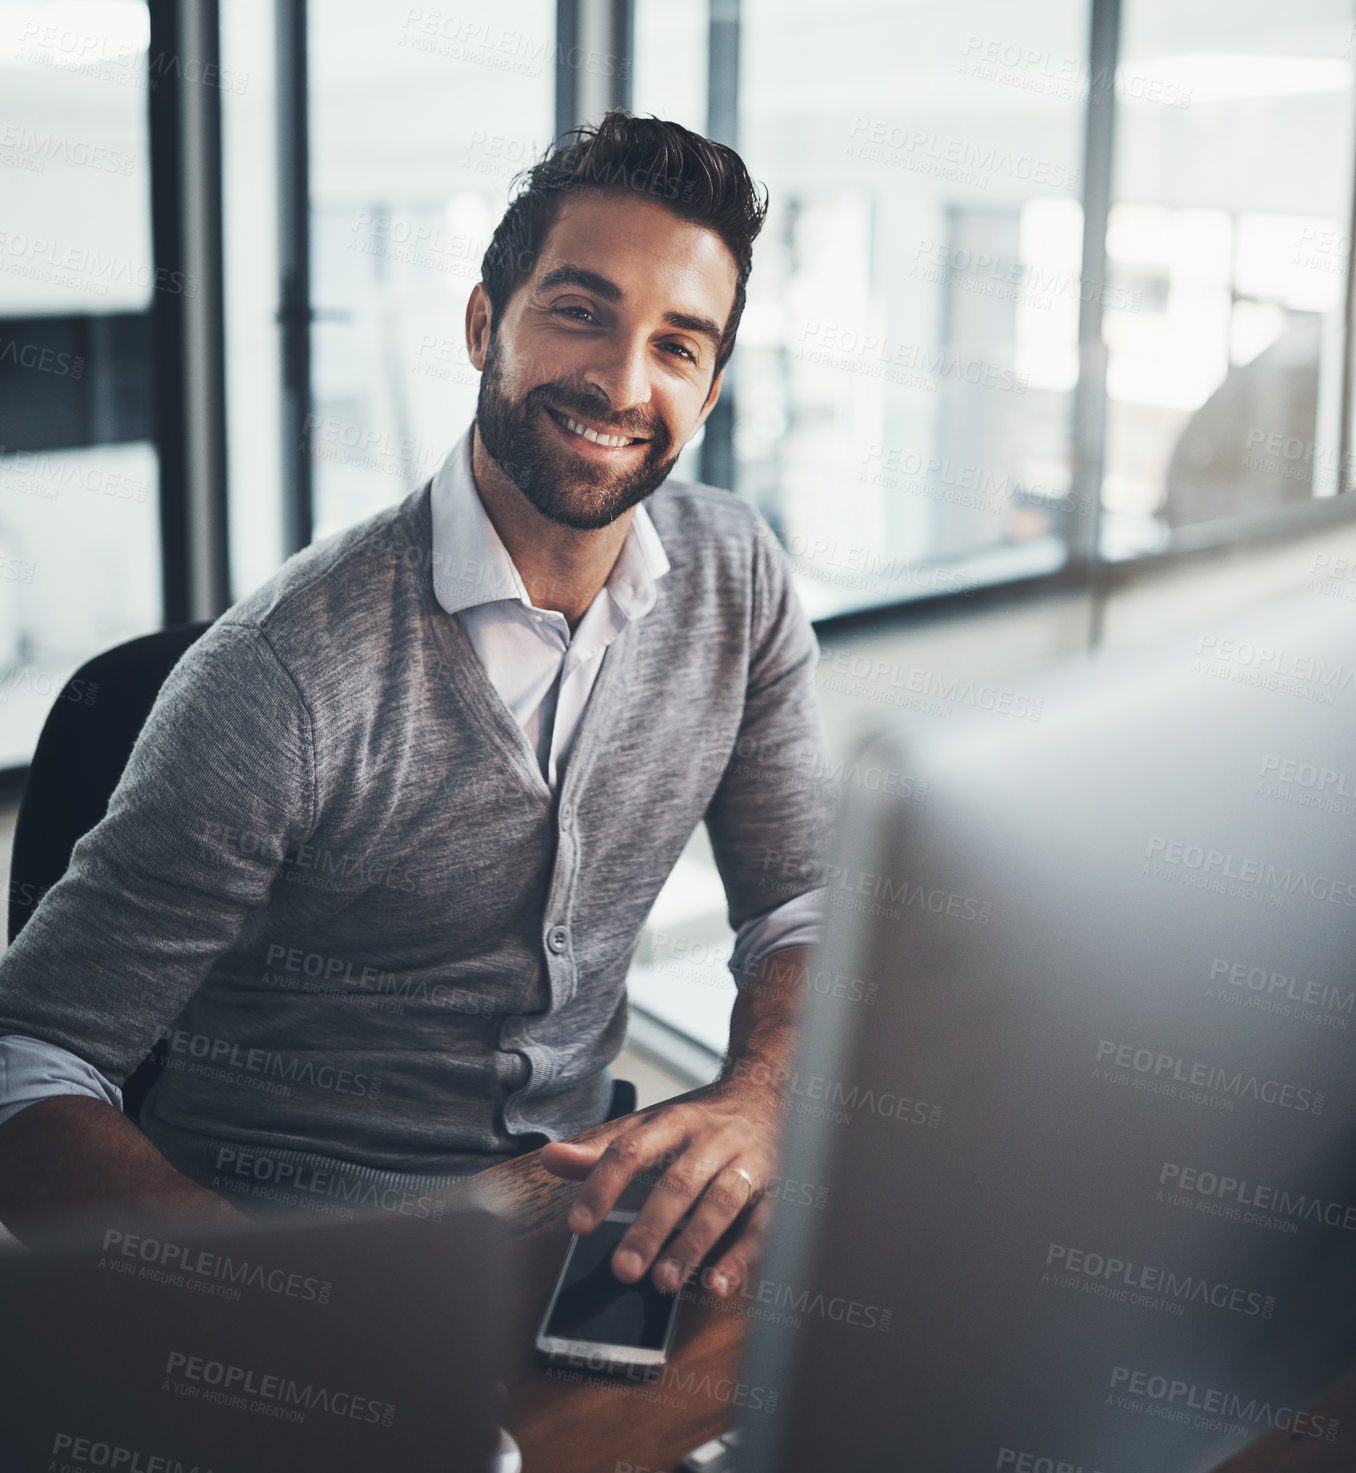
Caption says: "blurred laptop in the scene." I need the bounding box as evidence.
[729,588,1356,1470]
[0,1196,521,1472]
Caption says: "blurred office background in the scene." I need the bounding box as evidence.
[2,0,1354,1095]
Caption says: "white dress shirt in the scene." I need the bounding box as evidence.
[429,426,824,981]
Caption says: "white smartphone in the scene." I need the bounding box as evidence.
[535,1209,684,1372]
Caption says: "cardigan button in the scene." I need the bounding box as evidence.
[547,925,569,954]
[560,802,574,829]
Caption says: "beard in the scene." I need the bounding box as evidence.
[474,329,681,530]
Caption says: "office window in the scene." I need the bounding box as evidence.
[732,0,1090,619]
[0,0,161,769]
[306,0,556,541]
[632,0,708,136]
[1104,0,1356,556]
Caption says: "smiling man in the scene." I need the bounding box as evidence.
[0,113,836,1301]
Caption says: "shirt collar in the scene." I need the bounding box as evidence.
[429,423,670,621]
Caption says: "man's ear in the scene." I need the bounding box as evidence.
[466,283,493,371]
[690,368,724,438]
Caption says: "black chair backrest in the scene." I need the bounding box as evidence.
[7,622,211,1119]
[8,622,212,946]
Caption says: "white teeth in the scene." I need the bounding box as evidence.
[561,414,634,449]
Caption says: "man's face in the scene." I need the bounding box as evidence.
[469,192,737,529]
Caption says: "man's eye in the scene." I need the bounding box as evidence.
[664,342,696,363]
[555,305,596,323]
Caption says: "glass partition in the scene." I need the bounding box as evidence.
[1103,0,1356,557]
[0,0,161,769]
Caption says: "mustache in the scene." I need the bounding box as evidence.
[528,384,665,442]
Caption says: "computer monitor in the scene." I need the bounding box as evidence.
[737,588,1356,1470]
[0,1198,521,1472]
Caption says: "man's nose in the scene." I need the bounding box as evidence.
[582,337,653,417]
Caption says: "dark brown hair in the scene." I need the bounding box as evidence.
[479,110,768,376]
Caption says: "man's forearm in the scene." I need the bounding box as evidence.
[0,1095,245,1246]
[717,943,811,1100]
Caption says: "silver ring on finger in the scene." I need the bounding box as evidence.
[724,1164,758,1202]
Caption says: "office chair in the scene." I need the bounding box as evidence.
[6,622,638,1126]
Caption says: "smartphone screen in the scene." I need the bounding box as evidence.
[543,1216,679,1350]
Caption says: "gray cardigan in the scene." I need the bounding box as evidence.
[0,475,837,1210]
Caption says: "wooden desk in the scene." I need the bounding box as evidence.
[446,1097,752,1473]
[443,1103,1356,1473]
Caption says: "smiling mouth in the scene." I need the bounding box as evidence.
[544,405,648,449]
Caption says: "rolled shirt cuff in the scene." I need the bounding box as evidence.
[728,886,826,985]
[0,1033,123,1128]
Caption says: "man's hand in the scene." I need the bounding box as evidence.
[540,944,812,1301]
[539,1078,782,1300]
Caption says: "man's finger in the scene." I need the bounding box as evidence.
[648,1162,760,1293]
[566,1108,694,1235]
[703,1194,774,1299]
[538,1135,618,1181]
[611,1147,737,1287]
